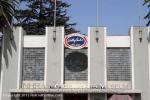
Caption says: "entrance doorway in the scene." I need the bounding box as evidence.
[63,94,87,100]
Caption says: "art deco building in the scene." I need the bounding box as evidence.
[0,26,150,100]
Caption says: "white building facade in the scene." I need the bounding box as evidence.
[0,26,150,100]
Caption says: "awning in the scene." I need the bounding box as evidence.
[10,88,141,94]
[108,94,133,100]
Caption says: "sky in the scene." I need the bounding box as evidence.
[64,0,148,35]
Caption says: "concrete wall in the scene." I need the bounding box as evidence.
[130,27,150,100]
[88,27,106,87]
[24,35,45,47]
[45,27,64,87]
[0,27,23,100]
[107,36,130,47]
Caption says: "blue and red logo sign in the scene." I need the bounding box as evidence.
[64,33,87,49]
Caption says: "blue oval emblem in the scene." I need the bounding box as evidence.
[64,33,87,49]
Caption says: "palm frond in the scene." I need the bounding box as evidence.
[0,0,19,30]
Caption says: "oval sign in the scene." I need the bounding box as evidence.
[64,33,87,49]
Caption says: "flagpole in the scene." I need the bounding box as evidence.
[138,0,142,42]
[138,0,142,30]
[53,0,57,41]
[95,0,100,42]
[96,0,99,26]
[54,0,56,28]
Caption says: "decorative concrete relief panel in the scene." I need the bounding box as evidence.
[64,49,88,81]
[22,48,45,81]
[107,48,131,81]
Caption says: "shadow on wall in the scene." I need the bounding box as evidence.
[2,27,17,68]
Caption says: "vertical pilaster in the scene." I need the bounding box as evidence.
[130,26,150,100]
[45,27,64,87]
[88,27,107,87]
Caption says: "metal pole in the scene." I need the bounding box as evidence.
[54,0,57,28]
[138,0,142,42]
[53,0,57,41]
[138,0,141,28]
[96,0,99,26]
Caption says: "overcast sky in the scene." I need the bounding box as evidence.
[64,0,148,35]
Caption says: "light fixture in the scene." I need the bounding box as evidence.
[139,29,142,43]
[95,30,99,42]
[53,29,56,42]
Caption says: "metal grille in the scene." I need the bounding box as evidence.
[107,48,131,81]
[22,48,45,81]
